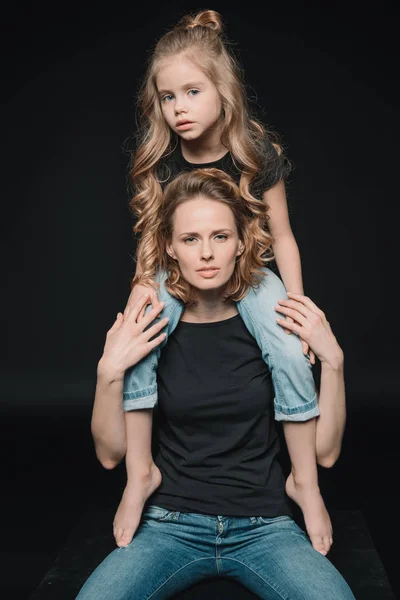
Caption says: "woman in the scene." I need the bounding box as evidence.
[78,169,353,599]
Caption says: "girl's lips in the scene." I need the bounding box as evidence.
[176,122,194,130]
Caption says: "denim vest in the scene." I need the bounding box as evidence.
[123,268,318,422]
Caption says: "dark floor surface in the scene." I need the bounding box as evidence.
[2,397,399,599]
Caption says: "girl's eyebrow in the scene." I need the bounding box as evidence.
[158,81,204,95]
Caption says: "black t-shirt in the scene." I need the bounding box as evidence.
[150,314,292,517]
[156,138,291,201]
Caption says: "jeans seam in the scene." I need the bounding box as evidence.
[239,296,282,401]
[222,557,288,600]
[147,557,216,599]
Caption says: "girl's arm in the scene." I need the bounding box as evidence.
[263,180,315,362]
[263,180,304,294]
[91,297,168,469]
[275,293,346,467]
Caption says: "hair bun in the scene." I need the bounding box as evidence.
[179,10,223,34]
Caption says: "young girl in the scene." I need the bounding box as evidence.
[112,10,334,554]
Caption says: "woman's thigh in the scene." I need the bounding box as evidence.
[76,506,217,600]
[223,516,356,600]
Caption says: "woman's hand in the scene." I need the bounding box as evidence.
[99,294,168,379]
[275,292,343,368]
[124,282,161,322]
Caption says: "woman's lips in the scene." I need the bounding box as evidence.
[197,268,220,278]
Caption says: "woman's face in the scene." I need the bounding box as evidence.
[166,196,243,295]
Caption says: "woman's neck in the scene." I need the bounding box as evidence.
[181,291,238,323]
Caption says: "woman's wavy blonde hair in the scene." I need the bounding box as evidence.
[158,168,271,305]
[130,9,279,286]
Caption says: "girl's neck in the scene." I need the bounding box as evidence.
[180,131,227,165]
[181,291,238,323]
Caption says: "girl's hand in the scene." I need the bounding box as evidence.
[274,293,342,368]
[99,294,169,379]
[125,282,161,322]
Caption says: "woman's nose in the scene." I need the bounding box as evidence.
[201,243,214,260]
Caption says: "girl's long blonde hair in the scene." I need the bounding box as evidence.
[159,168,271,304]
[130,9,280,286]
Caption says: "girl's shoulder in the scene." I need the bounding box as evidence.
[156,145,183,187]
[251,134,292,195]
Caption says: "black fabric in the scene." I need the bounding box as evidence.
[156,137,291,202]
[149,314,292,517]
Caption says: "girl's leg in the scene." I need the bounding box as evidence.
[117,272,183,547]
[224,516,355,600]
[76,506,217,600]
[123,270,183,412]
[237,269,332,554]
[283,420,332,555]
[113,410,162,547]
[236,268,319,422]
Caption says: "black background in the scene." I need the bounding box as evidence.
[2,1,399,598]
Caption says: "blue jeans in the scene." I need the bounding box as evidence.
[123,268,319,422]
[76,506,356,599]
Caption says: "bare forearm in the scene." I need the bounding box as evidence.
[91,362,127,469]
[272,234,304,294]
[316,356,346,467]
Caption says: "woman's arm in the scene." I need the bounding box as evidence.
[275,293,346,467]
[263,180,303,294]
[91,297,168,469]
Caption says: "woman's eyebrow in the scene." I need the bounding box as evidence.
[178,229,233,237]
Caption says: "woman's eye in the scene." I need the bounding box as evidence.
[215,234,227,241]
[162,94,173,102]
[188,89,199,96]
[184,237,196,243]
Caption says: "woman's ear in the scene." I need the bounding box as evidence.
[166,242,176,260]
[236,240,244,256]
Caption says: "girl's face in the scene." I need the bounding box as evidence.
[156,55,222,142]
[166,196,243,295]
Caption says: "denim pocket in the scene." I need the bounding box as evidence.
[257,515,292,525]
[143,505,179,522]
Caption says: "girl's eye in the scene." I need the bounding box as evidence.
[184,237,197,243]
[188,89,199,96]
[215,234,228,241]
[162,94,173,102]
